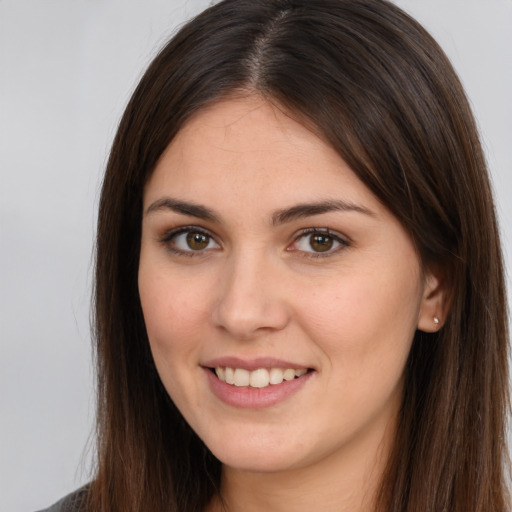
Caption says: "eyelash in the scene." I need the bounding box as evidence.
[289,228,350,258]
[159,226,220,257]
[159,226,350,258]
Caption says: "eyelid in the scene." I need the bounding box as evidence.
[159,225,220,255]
[160,225,212,241]
[287,227,351,257]
[157,225,349,258]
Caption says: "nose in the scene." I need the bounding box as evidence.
[212,252,290,340]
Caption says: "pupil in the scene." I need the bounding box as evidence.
[310,234,333,252]
[186,232,209,250]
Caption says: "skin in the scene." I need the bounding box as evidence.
[138,95,444,512]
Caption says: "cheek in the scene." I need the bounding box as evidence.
[138,265,210,359]
[138,265,213,411]
[300,278,420,442]
[297,266,422,382]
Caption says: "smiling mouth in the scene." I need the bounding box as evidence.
[212,366,311,388]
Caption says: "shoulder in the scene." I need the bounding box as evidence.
[35,486,88,512]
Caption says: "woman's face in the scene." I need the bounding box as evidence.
[139,96,439,474]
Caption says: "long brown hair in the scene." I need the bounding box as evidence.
[88,0,510,510]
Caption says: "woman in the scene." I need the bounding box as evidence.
[39,0,510,510]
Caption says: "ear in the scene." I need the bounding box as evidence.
[417,267,451,333]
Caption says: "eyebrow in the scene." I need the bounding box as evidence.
[145,197,375,224]
[145,197,219,222]
[271,200,375,226]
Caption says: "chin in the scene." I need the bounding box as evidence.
[200,427,318,474]
[212,447,300,473]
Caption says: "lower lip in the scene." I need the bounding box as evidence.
[204,368,313,409]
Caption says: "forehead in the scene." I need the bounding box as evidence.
[144,95,382,214]
[163,95,329,171]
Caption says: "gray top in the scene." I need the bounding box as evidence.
[35,487,87,512]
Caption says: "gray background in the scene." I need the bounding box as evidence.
[1,1,511,510]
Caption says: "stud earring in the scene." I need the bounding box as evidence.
[433,316,440,325]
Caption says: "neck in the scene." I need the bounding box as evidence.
[207,418,395,512]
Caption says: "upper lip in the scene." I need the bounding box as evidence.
[202,356,312,371]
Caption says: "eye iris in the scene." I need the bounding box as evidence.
[310,234,333,252]
[186,232,209,250]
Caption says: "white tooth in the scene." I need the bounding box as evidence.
[215,367,225,381]
[295,368,307,377]
[234,368,250,387]
[269,368,284,385]
[250,368,270,388]
[283,368,295,381]
[225,367,235,385]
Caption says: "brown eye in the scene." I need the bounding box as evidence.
[186,232,210,250]
[164,228,220,254]
[289,229,348,256]
[309,234,334,252]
